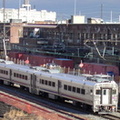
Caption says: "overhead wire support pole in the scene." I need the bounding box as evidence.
[3,0,7,60]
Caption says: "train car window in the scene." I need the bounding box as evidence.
[77,88,80,93]
[112,90,116,94]
[19,74,22,78]
[90,90,93,95]
[68,86,71,91]
[96,90,101,95]
[16,73,18,77]
[14,73,15,77]
[45,80,47,85]
[73,87,76,92]
[1,70,3,73]
[64,85,67,90]
[22,75,24,79]
[81,89,85,94]
[49,81,51,86]
[103,90,106,95]
[52,82,55,87]
[21,75,23,79]
[18,74,20,78]
[42,79,44,84]
[25,76,27,80]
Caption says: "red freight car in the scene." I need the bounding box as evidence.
[82,62,119,76]
[29,55,54,66]
[54,58,73,69]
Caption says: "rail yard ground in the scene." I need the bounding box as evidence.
[0,103,42,120]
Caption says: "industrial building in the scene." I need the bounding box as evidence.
[2,22,119,66]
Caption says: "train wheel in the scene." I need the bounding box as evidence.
[10,82,14,86]
[44,92,48,98]
[0,80,3,84]
[57,97,64,102]
[20,85,25,90]
[25,87,29,92]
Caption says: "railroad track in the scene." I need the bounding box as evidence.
[0,85,89,120]
[1,84,120,120]
[102,114,120,120]
[117,109,120,113]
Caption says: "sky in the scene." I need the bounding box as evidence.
[0,0,120,22]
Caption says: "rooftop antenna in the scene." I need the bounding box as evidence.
[18,0,21,19]
[100,4,103,19]
[3,0,7,60]
[34,5,36,9]
[110,11,113,23]
[74,0,77,15]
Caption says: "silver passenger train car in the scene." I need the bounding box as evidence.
[0,61,118,114]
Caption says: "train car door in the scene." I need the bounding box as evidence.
[101,88,112,104]
[31,74,37,94]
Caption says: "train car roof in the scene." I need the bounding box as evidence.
[52,73,96,86]
[0,61,114,86]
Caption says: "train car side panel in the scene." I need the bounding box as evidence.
[59,80,93,105]
[36,74,58,98]
[10,69,31,87]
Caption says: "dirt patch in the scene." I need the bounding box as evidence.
[1,109,46,120]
